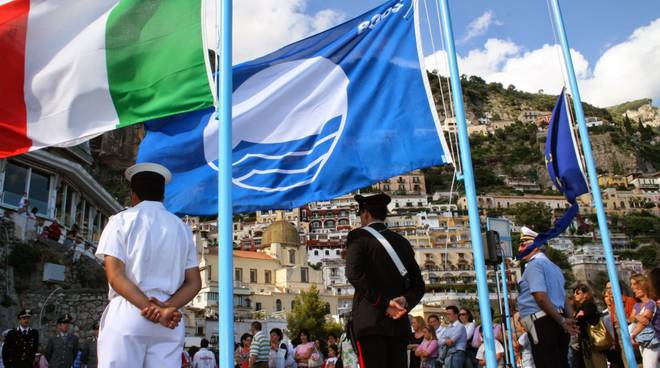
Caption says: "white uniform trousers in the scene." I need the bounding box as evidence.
[97,295,184,368]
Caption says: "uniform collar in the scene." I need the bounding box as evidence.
[529,252,548,262]
[18,326,30,333]
[135,200,165,209]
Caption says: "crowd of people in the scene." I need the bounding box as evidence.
[232,321,346,368]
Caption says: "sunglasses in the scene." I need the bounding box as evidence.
[459,313,467,316]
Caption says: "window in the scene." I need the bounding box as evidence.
[250,269,257,283]
[265,270,272,284]
[413,176,420,183]
[325,250,330,256]
[276,299,282,311]
[256,302,262,311]
[28,169,50,216]
[301,267,309,283]
[235,268,243,282]
[384,184,390,191]
[207,265,212,281]
[208,292,218,301]
[2,162,28,207]
[313,250,319,256]
[289,249,296,264]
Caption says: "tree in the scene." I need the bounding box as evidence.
[286,285,331,341]
[622,211,659,238]
[513,202,552,233]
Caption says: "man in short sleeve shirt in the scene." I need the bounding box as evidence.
[96,163,201,368]
[516,227,577,368]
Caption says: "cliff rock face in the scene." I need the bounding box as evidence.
[89,125,144,206]
[622,103,660,127]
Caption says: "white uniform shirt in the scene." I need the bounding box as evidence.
[96,201,198,300]
[193,347,216,368]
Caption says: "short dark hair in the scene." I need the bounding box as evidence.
[328,344,339,354]
[445,305,459,315]
[240,333,252,345]
[362,205,387,221]
[130,172,165,201]
[270,328,283,341]
[649,268,660,300]
[201,338,209,348]
[427,314,440,323]
[298,329,310,339]
[327,332,338,340]
[251,321,262,331]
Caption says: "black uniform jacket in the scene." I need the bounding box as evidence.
[346,222,425,339]
[2,327,39,367]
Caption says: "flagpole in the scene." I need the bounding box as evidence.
[549,1,637,366]
[499,261,517,368]
[217,0,234,367]
[437,1,498,367]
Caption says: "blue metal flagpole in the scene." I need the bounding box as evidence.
[499,262,517,368]
[217,0,234,366]
[549,1,637,367]
[437,1,497,366]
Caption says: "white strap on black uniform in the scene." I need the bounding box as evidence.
[363,226,408,277]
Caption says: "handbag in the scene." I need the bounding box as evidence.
[586,318,613,352]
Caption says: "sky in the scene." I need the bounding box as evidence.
[225,0,660,108]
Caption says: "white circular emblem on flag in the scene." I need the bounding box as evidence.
[203,56,349,192]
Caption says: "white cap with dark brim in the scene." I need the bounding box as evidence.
[124,163,172,184]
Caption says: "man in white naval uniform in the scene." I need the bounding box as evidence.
[96,163,201,367]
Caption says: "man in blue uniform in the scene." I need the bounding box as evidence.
[1,309,39,368]
[516,227,577,368]
[346,193,425,368]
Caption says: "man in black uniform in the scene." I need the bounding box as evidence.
[44,313,79,368]
[2,309,39,368]
[346,193,425,368]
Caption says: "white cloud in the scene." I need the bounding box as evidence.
[205,0,345,64]
[459,10,501,44]
[425,17,660,107]
[581,18,660,107]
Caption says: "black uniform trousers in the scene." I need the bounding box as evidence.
[356,335,407,368]
[531,315,570,368]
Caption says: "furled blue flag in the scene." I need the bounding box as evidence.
[517,90,589,259]
[137,0,452,214]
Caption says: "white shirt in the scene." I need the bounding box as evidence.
[96,201,198,300]
[476,339,505,366]
[193,347,216,368]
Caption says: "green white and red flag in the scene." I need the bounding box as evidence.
[0,0,214,158]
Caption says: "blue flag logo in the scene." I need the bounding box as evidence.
[138,0,452,214]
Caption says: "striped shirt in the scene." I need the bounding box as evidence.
[250,331,270,362]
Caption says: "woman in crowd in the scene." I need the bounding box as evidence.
[294,330,320,368]
[604,280,637,368]
[268,328,287,368]
[629,274,659,368]
[601,290,624,368]
[648,268,660,339]
[460,308,478,368]
[235,333,252,368]
[512,312,535,368]
[408,316,426,368]
[573,284,608,368]
[415,325,439,368]
[325,344,339,368]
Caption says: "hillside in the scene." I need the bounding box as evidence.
[87,73,657,204]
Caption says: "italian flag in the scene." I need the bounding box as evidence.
[0,0,214,158]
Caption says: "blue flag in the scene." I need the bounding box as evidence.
[517,90,589,259]
[137,0,451,214]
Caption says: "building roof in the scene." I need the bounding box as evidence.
[233,250,277,261]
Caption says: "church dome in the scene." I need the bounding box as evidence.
[261,220,300,247]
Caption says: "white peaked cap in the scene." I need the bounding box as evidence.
[520,226,538,240]
[124,163,172,184]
